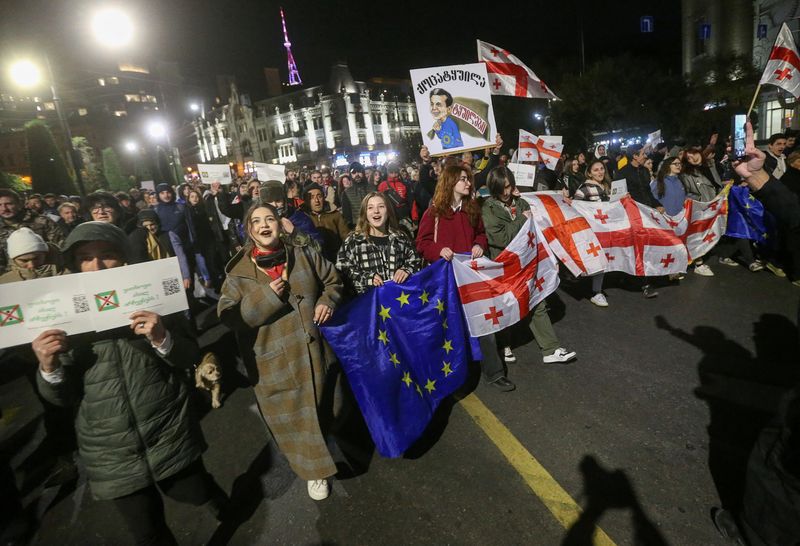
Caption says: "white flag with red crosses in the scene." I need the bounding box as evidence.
[535,138,564,171]
[663,189,729,261]
[477,39,559,100]
[572,197,688,276]
[518,129,539,161]
[759,23,800,98]
[453,218,559,337]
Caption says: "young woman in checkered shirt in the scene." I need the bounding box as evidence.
[336,192,422,295]
[570,159,612,307]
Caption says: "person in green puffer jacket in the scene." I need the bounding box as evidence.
[31,221,227,545]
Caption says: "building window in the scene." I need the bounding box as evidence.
[124,94,141,102]
[97,78,106,86]
[763,100,791,137]
[144,95,158,103]
[43,102,55,111]
[108,77,120,85]
[78,108,88,116]
[113,110,127,117]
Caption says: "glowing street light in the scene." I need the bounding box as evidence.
[147,121,167,140]
[9,60,42,88]
[190,103,200,112]
[91,8,134,48]
[124,140,138,152]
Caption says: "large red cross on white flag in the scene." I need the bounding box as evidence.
[664,189,729,261]
[523,193,608,277]
[572,197,688,276]
[759,23,800,98]
[453,218,559,337]
[477,39,559,100]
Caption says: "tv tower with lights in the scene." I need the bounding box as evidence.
[280,7,302,86]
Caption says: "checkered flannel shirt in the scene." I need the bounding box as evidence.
[336,230,423,294]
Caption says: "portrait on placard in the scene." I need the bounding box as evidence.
[410,63,497,156]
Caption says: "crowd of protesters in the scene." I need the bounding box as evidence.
[2,122,800,545]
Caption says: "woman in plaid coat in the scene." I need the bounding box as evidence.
[336,192,422,295]
[218,203,344,501]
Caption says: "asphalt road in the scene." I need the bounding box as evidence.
[2,260,798,545]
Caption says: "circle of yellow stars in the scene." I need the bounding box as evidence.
[377,286,454,398]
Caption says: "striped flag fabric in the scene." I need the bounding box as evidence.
[518,129,539,161]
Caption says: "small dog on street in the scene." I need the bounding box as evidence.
[195,352,222,408]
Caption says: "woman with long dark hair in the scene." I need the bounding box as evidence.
[416,165,515,391]
[572,159,612,306]
[651,156,686,216]
[483,166,577,365]
[679,147,719,277]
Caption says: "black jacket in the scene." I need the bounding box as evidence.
[618,163,659,207]
[127,227,174,264]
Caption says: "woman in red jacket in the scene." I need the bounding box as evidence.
[416,165,515,392]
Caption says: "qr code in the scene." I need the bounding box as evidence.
[162,277,181,296]
[72,295,90,313]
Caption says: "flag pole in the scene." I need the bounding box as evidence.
[746,84,762,119]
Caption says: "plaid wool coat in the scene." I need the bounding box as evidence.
[218,240,344,480]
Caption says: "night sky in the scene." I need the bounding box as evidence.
[1,0,682,100]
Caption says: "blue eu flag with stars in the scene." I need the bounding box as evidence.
[320,259,477,457]
[726,185,770,242]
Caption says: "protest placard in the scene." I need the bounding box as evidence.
[84,257,189,332]
[609,179,628,201]
[198,164,233,185]
[253,162,286,182]
[507,163,537,189]
[0,258,189,348]
[0,275,96,348]
[410,63,497,157]
[140,180,155,191]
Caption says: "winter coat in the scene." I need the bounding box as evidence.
[0,243,63,284]
[680,167,720,202]
[304,207,351,263]
[341,181,371,226]
[336,230,422,294]
[35,320,203,500]
[217,241,343,480]
[481,196,530,259]
[0,210,65,273]
[618,163,659,207]
[127,228,175,264]
[415,206,488,263]
[378,177,415,220]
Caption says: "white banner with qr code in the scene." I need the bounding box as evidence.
[0,257,188,348]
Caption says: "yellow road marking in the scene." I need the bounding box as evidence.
[460,393,617,546]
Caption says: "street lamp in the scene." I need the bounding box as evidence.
[147,121,167,140]
[124,140,138,153]
[91,8,134,49]
[9,56,86,195]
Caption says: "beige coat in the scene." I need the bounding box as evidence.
[218,241,344,480]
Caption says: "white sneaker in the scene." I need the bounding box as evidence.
[590,293,608,307]
[307,479,329,500]
[694,264,715,276]
[503,346,516,363]
[543,347,577,364]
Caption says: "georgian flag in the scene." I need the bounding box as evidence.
[536,138,564,171]
[664,189,729,261]
[477,39,559,100]
[759,23,800,98]
[572,197,688,276]
[518,129,539,161]
[453,218,559,337]
[523,192,608,277]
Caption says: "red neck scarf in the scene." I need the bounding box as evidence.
[251,246,286,281]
